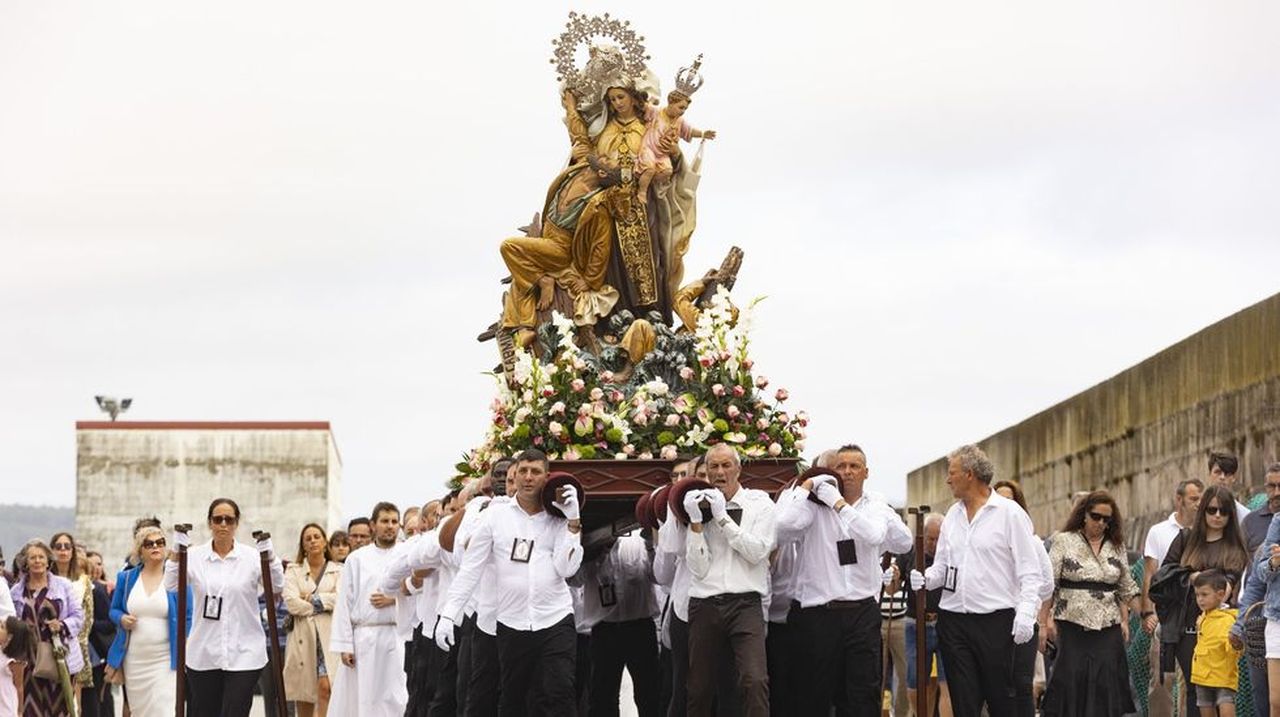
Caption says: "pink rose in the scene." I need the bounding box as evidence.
[589,387,604,401]
[601,370,615,383]
[768,442,782,456]
[550,401,566,415]
[542,387,556,398]
[732,385,746,397]
[665,414,681,427]
[610,390,625,403]
[727,405,741,419]
[623,444,636,455]
[660,445,679,460]
[743,359,755,370]
[775,388,789,402]
[570,378,586,392]
[755,375,769,389]
[533,436,544,446]
[711,383,725,397]
[699,355,714,367]
[634,412,650,426]
[756,418,770,430]
[679,366,695,380]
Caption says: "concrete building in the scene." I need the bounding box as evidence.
[907,291,1280,549]
[76,421,341,567]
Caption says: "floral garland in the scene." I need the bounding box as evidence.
[456,288,808,481]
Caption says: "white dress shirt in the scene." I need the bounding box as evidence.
[580,532,658,628]
[686,486,776,599]
[1143,513,1185,563]
[442,500,583,631]
[923,493,1047,621]
[461,496,511,635]
[654,517,692,622]
[775,488,913,607]
[164,541,284,672]
[0,576,14,620]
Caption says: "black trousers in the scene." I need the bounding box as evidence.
[466,627,502,717]
[1175,631,1197,717]
[187,667,261,717]
[687,593,768,717]
[1012,625,1039,717]
[457,613,478,715]
[589,618,662,717]
[79,664,114,717]
[428,620,461,717]
[789,599,881,716]
[496,615,578,717]
[667,616,689,717]
[765,619,797,717]
[406,624,438,717]
[937,609,1017,717]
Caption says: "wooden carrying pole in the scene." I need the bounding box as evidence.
[174,523,192,717]
[908,506,930,717]
[254,531,289,717]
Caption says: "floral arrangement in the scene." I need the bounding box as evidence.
[456,287,808,481]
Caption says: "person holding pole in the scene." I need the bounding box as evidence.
[164,498,283,717]
[774,444,912,715]
[895,512,951,717]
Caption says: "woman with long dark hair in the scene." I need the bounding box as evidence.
[1161,484,1249,717]
[47,533,93,711]
[164,498,283,717]
[1038,491,1139,715]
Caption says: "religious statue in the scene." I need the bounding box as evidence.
[481,13,744,382]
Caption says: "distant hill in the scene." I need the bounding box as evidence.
[0,503,75,566]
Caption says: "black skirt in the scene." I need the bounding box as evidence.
[1041,621,1135,717]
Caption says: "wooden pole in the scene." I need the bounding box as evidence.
[879,551,893,716]
[174,523,191,717]
[253,531,288,717]
[909,506,930,717]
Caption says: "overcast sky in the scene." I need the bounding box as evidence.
[2,1,1278,518]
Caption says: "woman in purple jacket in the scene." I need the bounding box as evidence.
[9,540,84,716]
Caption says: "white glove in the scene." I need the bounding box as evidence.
[705,490,728,521]
[882,565,896,587]
[435,616,456,652]
[909,569,925,591]
[683,490,705,525]
[552,488,580,521]
[255,537,275,558]
[810,474,837,491]
[814,482,842,509]
[173,530,190,549]
[1012,613,1035,645]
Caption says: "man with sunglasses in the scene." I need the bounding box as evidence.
[1140,478,1203,717]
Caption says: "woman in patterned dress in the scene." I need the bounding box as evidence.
[1039,490,1140,716]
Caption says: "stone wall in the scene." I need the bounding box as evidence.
[76,422,342,567]
[907,292,1280,548]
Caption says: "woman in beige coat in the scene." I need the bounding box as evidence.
[283,523,341,717]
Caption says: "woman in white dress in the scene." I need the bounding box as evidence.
[107,526,190,717]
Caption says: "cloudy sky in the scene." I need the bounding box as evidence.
[2,1,1277,517]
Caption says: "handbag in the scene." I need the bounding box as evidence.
[33,640,58,680]
[1244,602,1268,670]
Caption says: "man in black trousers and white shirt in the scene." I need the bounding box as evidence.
[910,444,1048,717]
[437,448,584,716]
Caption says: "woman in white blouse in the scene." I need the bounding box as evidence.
[164,498,283,717]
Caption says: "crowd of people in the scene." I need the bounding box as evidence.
[2,446,1279,717]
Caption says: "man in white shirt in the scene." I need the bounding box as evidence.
[1139,478,1202,717]
[654,455,705,717]
[683,443,776,717]
[909,445,1047,717]
[775,444,912,715]
[330,501,409,716]
[397,498,445,717]
[582,531,661,717]
[437,448,584,716]
[457,458,513,717]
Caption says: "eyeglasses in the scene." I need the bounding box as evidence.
[52,542,73,550]
[1266,483,1280,492]
[210,515,238,526]
[1087,512,1112,524]
[1204,506,1228,517]
[141,538,167,549]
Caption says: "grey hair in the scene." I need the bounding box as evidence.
[924,512,945,530]
[814,450,838,469]
[948,444,995,484]
[1267,462,1280,476]
[706,443,741,466]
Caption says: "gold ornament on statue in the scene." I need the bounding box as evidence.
[550,12,649,95]
[672,54,705,98]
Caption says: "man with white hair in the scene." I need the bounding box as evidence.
[909,445,1048,717]
[775,444,912,715]
[682,443,776,717]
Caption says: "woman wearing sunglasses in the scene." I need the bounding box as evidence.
[164,497,283,717]
[106,525,191,717]
[1038,490,1139,715]
[1161,484,1249,717]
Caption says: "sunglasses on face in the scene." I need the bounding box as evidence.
[52,542,73,550]
[141,538,167,549]
[210,515,238,526]
[1204,506,1228,517]
[1088,512,1112,524]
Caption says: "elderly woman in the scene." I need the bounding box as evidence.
[1040,491,1140,716]
[10,540,85,716]
[283,523,340,717]
[108,525,190,717]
